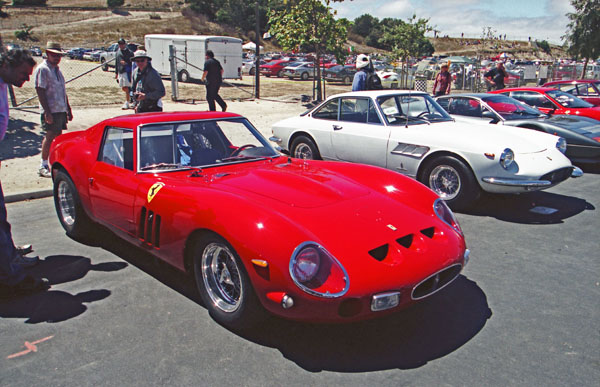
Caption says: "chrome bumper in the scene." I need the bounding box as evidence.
[269,136,282,143]
[482,166,583,188]
[571,166,584,178]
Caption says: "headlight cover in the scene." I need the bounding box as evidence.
[499,148,514,169]
[556,137,567,154]
[434,198,462,235]
[289,242,349,298]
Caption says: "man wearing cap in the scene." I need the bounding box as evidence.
[352,54,370,91]
[131,50,165,113]
[34,41,72,178]
[115,38,134,109]
[0,48,50,298]
[432,63,452,96]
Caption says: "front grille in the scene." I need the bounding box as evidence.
[411,264,462,300]
[541,167,573,184]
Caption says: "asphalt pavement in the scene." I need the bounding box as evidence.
[0,170,599,385]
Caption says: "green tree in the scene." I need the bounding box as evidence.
[352,14,377,37]
[12,0,47,5]
[563,0,600,77]
[269,0,348,101]
[381,15,432,86]
[14,23,34,41]
[107,0,124,7]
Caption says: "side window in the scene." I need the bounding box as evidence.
[368,99,381,124]
[312,98,339,120]
[436,98,450,111]
[100,127,134,170]
[448,97,482,117]
[511,91,556,109]
[340,98,368,123]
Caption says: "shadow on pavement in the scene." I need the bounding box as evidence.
[0,117,43,160]
[0,255,127,324]
[460,191,595,224]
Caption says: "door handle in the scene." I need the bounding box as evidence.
[89,177,94,186]
[333,125,343,130]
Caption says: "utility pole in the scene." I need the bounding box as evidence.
[255,1,260,99]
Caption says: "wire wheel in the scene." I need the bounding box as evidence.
[202,242,243,313]
[429,164,461,200]
[57,180,76,227]
[293,142,314,159]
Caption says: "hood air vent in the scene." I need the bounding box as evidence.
[368,244,389,261]
[396,234,413,248]
[420,227,435,238]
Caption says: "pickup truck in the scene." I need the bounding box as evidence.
[100,42,138,71]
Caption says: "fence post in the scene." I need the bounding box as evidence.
[169,45,179,101]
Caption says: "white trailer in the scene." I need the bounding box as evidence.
[144,34,243,82]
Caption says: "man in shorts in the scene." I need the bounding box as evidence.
[35,41,72,178]
[115,38,134,109]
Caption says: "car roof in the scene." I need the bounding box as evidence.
[499,87,557,92]
[328,90,429,99]
[101,111,243,129]
[438,93,490,99]
[545,79,600,85]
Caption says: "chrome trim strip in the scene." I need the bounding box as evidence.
[571,166,583,178]
[411,263,463,301]
[482,177,552,187]
[390,143,430,159]
[269,136,282,143]
[289,241,350,298]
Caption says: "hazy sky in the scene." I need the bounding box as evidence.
[331,0,575,44]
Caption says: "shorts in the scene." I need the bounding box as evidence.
[41,112,68,133]
[118,72,132,88]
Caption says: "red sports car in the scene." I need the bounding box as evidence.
[259,59,292,77]
[490,87,600,121]
[543,80,600,106]
[49,111,468,329]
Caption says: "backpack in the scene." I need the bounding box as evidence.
[366,71,383,90]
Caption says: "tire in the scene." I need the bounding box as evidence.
[193,233,265,330]
[343,76,351,85]
[301,72,309,80]
[101,58,108,71]
[53,169,94,239]
[419,156,480,210]
[249,68,255,76]
[277,70,284,77]
[290,135,321,160]
[390,81,398,89]
[178,70,190,83]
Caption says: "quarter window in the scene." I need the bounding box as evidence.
[100,127,133,170]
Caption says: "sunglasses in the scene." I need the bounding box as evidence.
[134,59,147,63]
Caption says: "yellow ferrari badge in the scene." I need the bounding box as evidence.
[147,182,165,203]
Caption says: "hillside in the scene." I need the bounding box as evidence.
[1,3,565,60]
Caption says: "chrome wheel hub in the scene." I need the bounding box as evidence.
[429,165,461,200]
[294,144,313,159]
[58,180,76,226]
[202,242,243,313]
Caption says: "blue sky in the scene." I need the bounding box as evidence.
[330,0,575,44]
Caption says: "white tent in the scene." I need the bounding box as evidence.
[242,42,263,51]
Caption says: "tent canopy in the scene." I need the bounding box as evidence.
[242,42,263,51]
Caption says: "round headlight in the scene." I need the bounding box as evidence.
[292,246,320,282]
[433,198,462,235]
[556,137,567,154]
[500,148,514,169]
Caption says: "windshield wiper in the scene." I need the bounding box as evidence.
[219,155,272,163]
[140,162,187,171]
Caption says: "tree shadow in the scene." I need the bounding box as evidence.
[0,117,43,160]
[0,255,127,324]
[460,191,595,224]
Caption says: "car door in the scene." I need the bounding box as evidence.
[330,97,389,167]
[88,126,138,235]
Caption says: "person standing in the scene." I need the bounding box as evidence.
[35,41,72,178]
[200,50,227,112]
[0,48,50,298]
[131,50,165,113]
[352,54,370,91]
[115,38,134,110]
[432,63,452,96]
[484,61,508,91]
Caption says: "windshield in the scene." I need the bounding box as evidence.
[138,118,279,172]
[377,94,453,125]
[482,95,544,119]
[547,89,593,108]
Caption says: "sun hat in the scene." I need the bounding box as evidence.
[356,54,370,69]
[45,41,64,55]
[132,50,151,60]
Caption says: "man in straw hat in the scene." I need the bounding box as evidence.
[131,49,165,113]
[34,41,72,178]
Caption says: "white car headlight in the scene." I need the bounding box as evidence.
[500,148,514,169]
[289,242,349,298]
[556,137,567,154]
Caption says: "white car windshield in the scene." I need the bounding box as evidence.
[377,94,453,125]
[138,118,279,171]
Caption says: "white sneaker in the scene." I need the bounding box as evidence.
[38,166,51,178]
[122,102,130,109]
[13,252,39,268]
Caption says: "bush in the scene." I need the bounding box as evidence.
[12,0,47,5]
[107,0,124,8]
[149,13,161,20]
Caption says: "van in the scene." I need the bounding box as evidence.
[145,34,243,82]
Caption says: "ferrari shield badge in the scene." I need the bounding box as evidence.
[147,182,165,203]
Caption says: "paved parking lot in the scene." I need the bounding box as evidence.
[1,166,598,385]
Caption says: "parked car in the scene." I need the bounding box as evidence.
[29,46,42,56]
[435,93,600,165]
[282,62,316,80]
[259,59,292,77]
[543,80,600,106]
[324,65,357,85]
[271,91,580,209]
[242,59,265,75]
[100,42,139,71]
[49,111,469,328]
[83,49,103,61]
[67,48,88,60]
[491,87,600,121]
[377,68,400,88]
